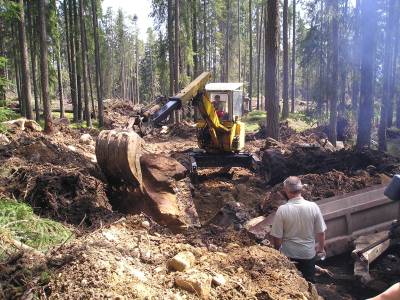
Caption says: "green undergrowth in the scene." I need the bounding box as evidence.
[0,106,19,134]
[242,110,266,133]
[0,199,73,256]
[242,110,316,133]
[287,111,316,132]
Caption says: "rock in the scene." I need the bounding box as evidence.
[236,183,247,194]
[2,118,41,131]
[129,269,147,282]
[336,141,344,150]
[80,133,94,145]
[319,139,335,152]
[141,220,151,229]
[67,145,77,152]
[0,133,10,145]
[24,119,42,131]
[160,126,169,134]
[168,251,196,272]
[211,274,226,286]
[207,244,218,252]
[175,271,212,299]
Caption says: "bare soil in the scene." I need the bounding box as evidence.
[1,103,398,299]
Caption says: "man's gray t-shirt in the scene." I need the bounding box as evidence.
[270,196,327,259]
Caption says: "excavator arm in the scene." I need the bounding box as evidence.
[150,72,217,126]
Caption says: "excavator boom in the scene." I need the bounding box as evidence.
[151,72,212,125]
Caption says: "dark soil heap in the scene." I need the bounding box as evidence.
[0,126,115,228]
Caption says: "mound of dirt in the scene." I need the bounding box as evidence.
[262,145,400,185]
[10,165,113,226]
[103,99,143,129]
[0,129,116,228]
[1,215,315,300]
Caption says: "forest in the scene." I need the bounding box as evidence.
[0,0,398,148]
[1,0,400,299]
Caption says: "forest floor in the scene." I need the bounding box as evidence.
[0,100,399,299]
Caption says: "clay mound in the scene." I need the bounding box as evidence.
[42,215,317,300]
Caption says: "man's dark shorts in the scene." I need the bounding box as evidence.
[290,257,316,283]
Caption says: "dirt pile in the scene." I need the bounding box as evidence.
[103,99,143,129]
[262,145,399,185]
[0,215,318,299]
[0,128,115,228]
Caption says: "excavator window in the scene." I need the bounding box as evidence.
[211,93,229,120]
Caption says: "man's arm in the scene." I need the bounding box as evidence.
[315,231,325,253]
[270,208,284,250]
[272,236,282,250]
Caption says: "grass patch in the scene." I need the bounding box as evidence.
[0,199,73,253]
[69,119,99,129]
[287,111,317,132]
[242,110,266,133]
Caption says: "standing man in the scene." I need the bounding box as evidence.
[270,176,327,282]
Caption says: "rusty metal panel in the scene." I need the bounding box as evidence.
[318,185,400,257]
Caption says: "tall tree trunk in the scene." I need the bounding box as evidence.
[237,0,241,82]
[56,48,65,118]
[378,0,395,151]
[290,0,296,113]
[265,0,280,139]
[174,0,180,93]
[38,0,52,133]
[328,0,339,146]
[225,1,231,81]
[73,0,82,121]
[0,19,5,101]
[203,0,207,72]
[167,0,174,96]
[282,0,289,119]
[351,0,361,119]
[91,0,104,127]
[26,3,40,121]
[389,1,399,128]
[192,0,199,77]
[248,0,253,111]
[67,0,78,122]
[256,4,261,110]
[13,45,22,111]
[356,0,378,149]
[78,0,91,127]
[174,0,180,123]
[17,0,33,119]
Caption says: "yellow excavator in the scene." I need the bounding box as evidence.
[96,71,259,189]
[95,72,260,227]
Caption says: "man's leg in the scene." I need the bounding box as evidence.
[291,258,316,283]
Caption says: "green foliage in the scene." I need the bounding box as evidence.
[288,111,318,126]
[0,56,9,98]
[0,106,18,134]
[0,199,73,252]
[242,110,266,132]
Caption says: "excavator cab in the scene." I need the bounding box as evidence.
[206,83,244,122]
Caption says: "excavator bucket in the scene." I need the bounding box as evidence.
[95,129,200,229]
[96,129,143,190]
